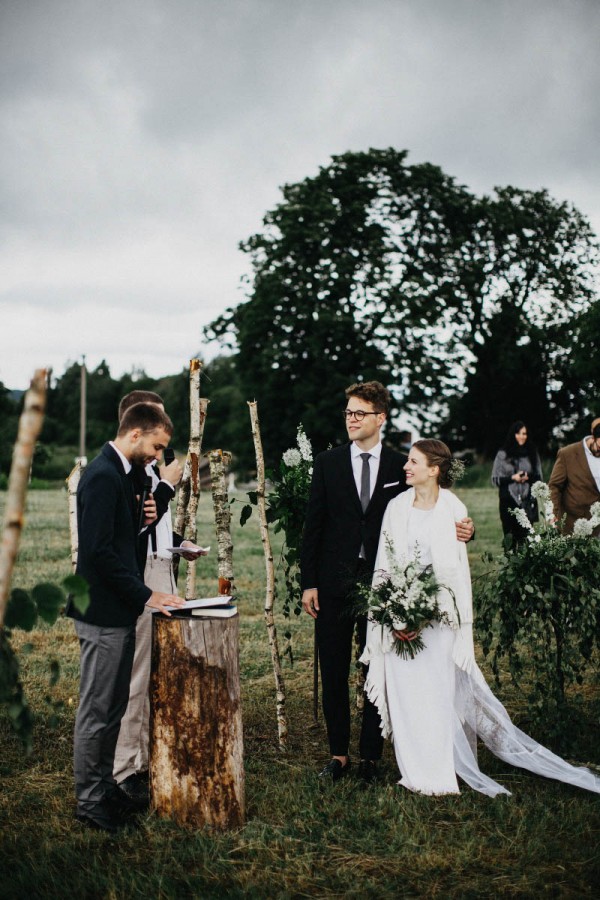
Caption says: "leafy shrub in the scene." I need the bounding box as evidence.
[476,484,600,750]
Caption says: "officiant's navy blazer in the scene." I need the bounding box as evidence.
[66,443,152,627]
[300,443,407,599]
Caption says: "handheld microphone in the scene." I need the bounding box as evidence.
[164,447,175,466]
[138,475,153,533]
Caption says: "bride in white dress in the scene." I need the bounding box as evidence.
[361,439,600,797]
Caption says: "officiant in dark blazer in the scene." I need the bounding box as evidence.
[300,381,474,784]
[67,403,185,832]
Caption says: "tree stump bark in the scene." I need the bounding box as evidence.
[149,613,245,830]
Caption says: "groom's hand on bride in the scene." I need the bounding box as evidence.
[302,589,319,619]
[455,517,475,543]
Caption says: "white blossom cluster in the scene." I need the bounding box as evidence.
[513,506,535,535]
[516,481,600,542]
[282,424,313,471]
[573,501,600,537]
[531,480,555,523]
[296,425,313,462]
[282,448,302,467]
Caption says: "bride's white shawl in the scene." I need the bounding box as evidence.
[360,487,476,739]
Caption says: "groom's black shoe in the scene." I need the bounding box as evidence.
[357,759,379,785]
[318,759,351,782]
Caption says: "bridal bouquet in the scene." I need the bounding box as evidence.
[356,539,456,659]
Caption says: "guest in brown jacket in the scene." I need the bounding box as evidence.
[548,416,600,534]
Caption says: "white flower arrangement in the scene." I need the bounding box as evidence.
[513,481,600,543]
[282,425,313,473]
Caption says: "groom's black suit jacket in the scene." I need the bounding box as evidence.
[300,443,407,600]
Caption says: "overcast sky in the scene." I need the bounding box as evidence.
[1,0,599,390]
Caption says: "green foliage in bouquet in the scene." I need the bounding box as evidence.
[476,483,600,750]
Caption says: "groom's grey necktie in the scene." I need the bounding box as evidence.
[360,452,372,512]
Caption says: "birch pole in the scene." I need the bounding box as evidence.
[0,369,47,626]
[183,394,208,600]
[172,359,207,597]
[247,402,289,749]
[208,450,234,596]
[66,462,83,571]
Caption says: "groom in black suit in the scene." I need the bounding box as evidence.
[301,381,473,783]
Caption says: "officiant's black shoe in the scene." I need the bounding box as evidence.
[75,801,125,833]
[106,784,148,817]
[357,760,379,785]
[317,759,351,782]
[117,773,150,808]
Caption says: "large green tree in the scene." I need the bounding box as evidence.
[206,149,598,461]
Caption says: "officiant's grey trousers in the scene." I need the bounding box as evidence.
[73,620,136,815]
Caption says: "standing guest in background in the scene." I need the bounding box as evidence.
[67,403,186,833]
[491,421,542,548]
[112,390,204,807]
[548,416,600,534]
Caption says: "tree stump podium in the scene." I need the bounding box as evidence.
[149,613,245,830]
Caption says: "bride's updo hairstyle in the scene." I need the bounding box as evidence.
[413,439,454,488]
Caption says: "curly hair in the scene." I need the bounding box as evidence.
[345,381,391,415]
[413,439,454,488]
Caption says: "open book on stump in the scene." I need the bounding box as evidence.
[150,596,236,617]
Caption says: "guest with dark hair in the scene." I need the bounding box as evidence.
[491,421,542,548]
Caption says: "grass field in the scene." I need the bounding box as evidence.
[0,487,598,899]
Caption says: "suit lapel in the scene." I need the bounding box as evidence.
[341,444,363,514]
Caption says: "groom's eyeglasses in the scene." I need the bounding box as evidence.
[343,409,380,421]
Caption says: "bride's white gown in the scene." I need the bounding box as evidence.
[361,492,600,797]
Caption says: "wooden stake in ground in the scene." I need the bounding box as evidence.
[150,613,245,830]
[0,369,47,626]
[172,358,207,593]
[208,450,234,596]
[247,401,289,749]
[66,462,83,571]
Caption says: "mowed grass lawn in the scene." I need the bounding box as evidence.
[0,486,598,899]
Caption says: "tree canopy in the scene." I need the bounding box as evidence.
[206,148,599,461]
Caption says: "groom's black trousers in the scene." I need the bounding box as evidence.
[315,560,384,760]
